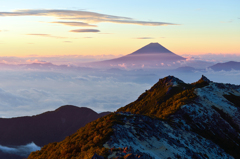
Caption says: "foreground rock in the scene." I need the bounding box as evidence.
[28,76,240,159]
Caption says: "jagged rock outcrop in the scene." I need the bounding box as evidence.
[92,153,104,159]
[104,112,233,159]
[28,75,240,159]
[199,75,211,83]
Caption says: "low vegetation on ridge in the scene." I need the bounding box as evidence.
[28,76,210,159]
[117,76,208,119]
[28,114,124,159]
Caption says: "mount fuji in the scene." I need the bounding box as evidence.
[85,43,186,69]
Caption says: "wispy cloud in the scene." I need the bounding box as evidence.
[70,29,100,33]
[182,53,240,63]
[0,9,179,26]
[135,37,154,39]
[50,21,97,27]
[26,59,49,64]
[26,34,68,39]
[118,63,127,69]
[0,142,41,157]
[108,20,176,26]
[220,20,233,23]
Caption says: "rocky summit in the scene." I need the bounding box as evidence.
[28,75,240,159]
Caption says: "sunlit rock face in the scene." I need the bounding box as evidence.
[28,76,240,159]
[105,76,240,158]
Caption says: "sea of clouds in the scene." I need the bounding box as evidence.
[0,69,152,118]
[0,67,240,118]
[0,53,240,158]
[0,142,40,157]
[0,53,239,117]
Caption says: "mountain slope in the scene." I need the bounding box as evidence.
[0,105,110,147]
[28,76,240,159]
[86,43,186,68]
[118,76,197,119]
[129,42,174,55]
[209,61,240,71]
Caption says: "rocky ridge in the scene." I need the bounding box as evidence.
[28,75,240,159]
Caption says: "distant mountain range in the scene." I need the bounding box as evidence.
[0,105,110,158]
[0,62,94,72]
[209,61,240,71]
[0,105,110,147]
[86,43,186,68]
[28,75,240,159]
[2,45,240,71]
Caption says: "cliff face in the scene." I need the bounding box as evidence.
[28,76,240,159]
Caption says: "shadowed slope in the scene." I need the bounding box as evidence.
[0,105,110,147]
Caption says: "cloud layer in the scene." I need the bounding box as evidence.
[1,53,240,67]
[0,53,239,118]
[70,29,100,33]
[135,37,155,39]
[0,54,123,65]
[0,142,40,157]
[26,34,67,39]
[0,9,178,27]
[0,70,151,118]
[51,21,97,27]
[182,53,240,63]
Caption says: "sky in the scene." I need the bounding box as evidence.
[0,0,239,58]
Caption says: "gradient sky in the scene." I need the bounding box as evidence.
[0,0,239,57]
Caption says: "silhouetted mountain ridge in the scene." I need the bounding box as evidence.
[86,43,186,68]
[209,61,240,71]
[130,42,174,55]
[0,105,110,147]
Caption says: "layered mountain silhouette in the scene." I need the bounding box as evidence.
[209,61,240,71]
[0,62,94,72]
[86,43,186,68]
[0,105,110,147]
[29,75,240,159]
